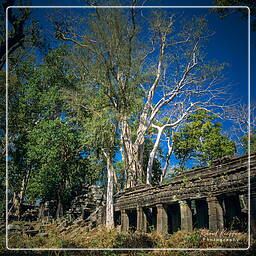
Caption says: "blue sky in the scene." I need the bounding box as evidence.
[26,0,252,103]
[10,0,252,168]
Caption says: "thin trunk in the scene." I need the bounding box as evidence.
[160,153,172,183]
[56,189,63,219]
[134,123,148,183]
[120,144,127,190]
[103,149,114,228]
[160,142,173,184]
[10,193,19,218]
[14,169,30,219]
[160,129,174,183]
[18,169,30,204]
[146,127,164,184]
[113,170,118,185]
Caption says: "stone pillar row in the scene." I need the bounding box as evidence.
[120,196,225,233]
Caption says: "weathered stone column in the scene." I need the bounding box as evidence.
[179,200,193,232]
[207,196,224,231]
[137,206,147,232]
[121,209,129,232]
[239,194,248,212]
[156,204,168,234]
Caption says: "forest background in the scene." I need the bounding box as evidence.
[0,0,255,229]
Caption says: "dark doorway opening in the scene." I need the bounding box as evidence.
[167,203,181,233]
[114,211,121,227]
[223,195,247,232]
[192,199,209,229]
[144,207,157,232]
[127,209,137,232]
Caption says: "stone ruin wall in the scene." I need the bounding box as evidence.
[8,153,256,236]
[113,153,256,236]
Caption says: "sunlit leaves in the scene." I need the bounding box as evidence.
[173,109,236,167]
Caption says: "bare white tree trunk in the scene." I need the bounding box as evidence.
[146,126,164,184]
[146,114,189,184]
[160,133,174,183]
[56,12,228,189]
[103,149,114,228]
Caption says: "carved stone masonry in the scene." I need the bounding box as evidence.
[137,206,147,232]
[114,154,256,236]
[156,204,168,234]
[121,209,129,232]
[207,196,224,231]
[179,200,193,232]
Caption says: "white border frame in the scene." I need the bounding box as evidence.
[5,5,251,251]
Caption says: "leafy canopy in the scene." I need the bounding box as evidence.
[173,109,236,168]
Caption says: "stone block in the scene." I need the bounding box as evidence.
[156,204,168,234]
[179,200,193,232]
[207,196,224,231]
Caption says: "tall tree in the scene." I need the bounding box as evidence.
[6,48,82,218]
[173,109,236,168]
[1,1,46,218]
[52,5,230,187]
[26,118,97,218]
[225,103,256,153]
[0,0,44,69]
[62,65,119,228]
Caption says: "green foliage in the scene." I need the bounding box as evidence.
[3,48,102,216]
[64,7,145,118]
[173,109,236,168]
[213,0,256,31]
[0,0,46,70]
[26,118,96,205]
[6,49,69,194]
[240,130,256,154]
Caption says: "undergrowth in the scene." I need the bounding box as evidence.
[0,222,255,256]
